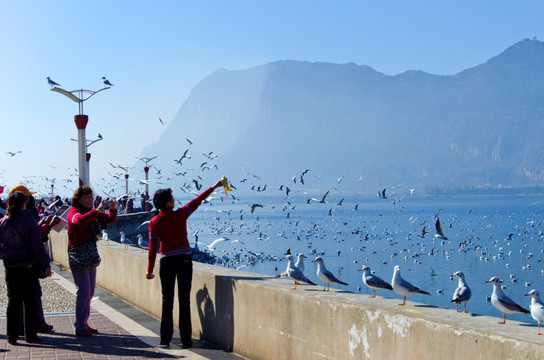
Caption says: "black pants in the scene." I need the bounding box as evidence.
[159,254,193,345]
[5,265,39,342]
[18,281,49,334]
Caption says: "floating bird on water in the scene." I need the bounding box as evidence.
[46,77,60,87]
[486,276,529,324]
[284,254,315,290]
[312,257,348,291]
[120,231,132,250]
[391,265,430,306]
[359,265,393,298]
[525,289,544,335]
[451,271,472,313]
[101,76,113,86]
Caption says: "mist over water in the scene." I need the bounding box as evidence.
[185,194,544,323]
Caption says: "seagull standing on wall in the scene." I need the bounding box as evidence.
[486,276,529,324]
[359,265,393,298]
[312,256,348,291]
[284,254,315,290]
[525,289,544,335]
[391,265,430,306]
[451,271,472,313]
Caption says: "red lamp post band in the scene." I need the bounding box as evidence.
[144,166,150,211]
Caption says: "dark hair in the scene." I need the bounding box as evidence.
[27,195,39,221]
[6,191,27,220]
[71,186,94,213]
[153,188,173,210]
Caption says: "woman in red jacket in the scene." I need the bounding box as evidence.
[146,179,223,348]
[67,186,116,336]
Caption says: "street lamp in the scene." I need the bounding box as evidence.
[136,155,157,211]
[49,82,110,186]
[70,134,103,183]
[112,165,132,195]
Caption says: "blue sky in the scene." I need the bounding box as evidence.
[1,1,543,197]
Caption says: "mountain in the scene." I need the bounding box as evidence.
[138,39,544,197]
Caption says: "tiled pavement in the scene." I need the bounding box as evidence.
[0,264,245,360]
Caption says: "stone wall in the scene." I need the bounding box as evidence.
[48,229,544,360]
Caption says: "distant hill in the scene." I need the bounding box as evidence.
[138,39,544,197]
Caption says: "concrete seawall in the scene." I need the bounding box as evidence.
[49,219,544,359]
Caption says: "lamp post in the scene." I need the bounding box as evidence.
[70,135,103,185]
[49,83,110,186]
[113,165,132,195]
[136,155,157,211]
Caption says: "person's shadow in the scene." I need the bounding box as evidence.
[196,280,234,352]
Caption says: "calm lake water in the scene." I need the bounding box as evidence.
[185,194,544,323]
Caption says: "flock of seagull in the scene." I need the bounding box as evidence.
[278,251,544,334]
[4,116,544,334]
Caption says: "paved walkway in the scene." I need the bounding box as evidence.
[0,264,245,360]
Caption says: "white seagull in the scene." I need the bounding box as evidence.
[46,77,60,87]
[207,237,228,250]
[525,289,544,335]
[359,265,393,298]
[137,234,149,251]
[312,257,348,291]
[451,271,472,313]
[391,265,430,306]
[101,230,110,245]
[486,276,529,324]
[284,254,315,290]
[277,253,306,278]
[294,253,307,273]
[101,76,113,86]
[120,231,132,250]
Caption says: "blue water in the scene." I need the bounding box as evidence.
[186,194,544,323]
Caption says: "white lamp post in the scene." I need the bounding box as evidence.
[49,84,110,186]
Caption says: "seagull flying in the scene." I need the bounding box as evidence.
[359,265,393,298]
[6,151,22,157]
[312,257,348,291]
[434,217,448,239]
[526,289,544,335]
[391,265,430,306]
[46,77,60,87]
[101,76,113,87]
[451,271,472,313]
[250,203,263,214]
[486,276,529,324]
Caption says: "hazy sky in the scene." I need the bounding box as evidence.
[1,1,542,197]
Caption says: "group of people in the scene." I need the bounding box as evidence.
[0,177,224,348]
